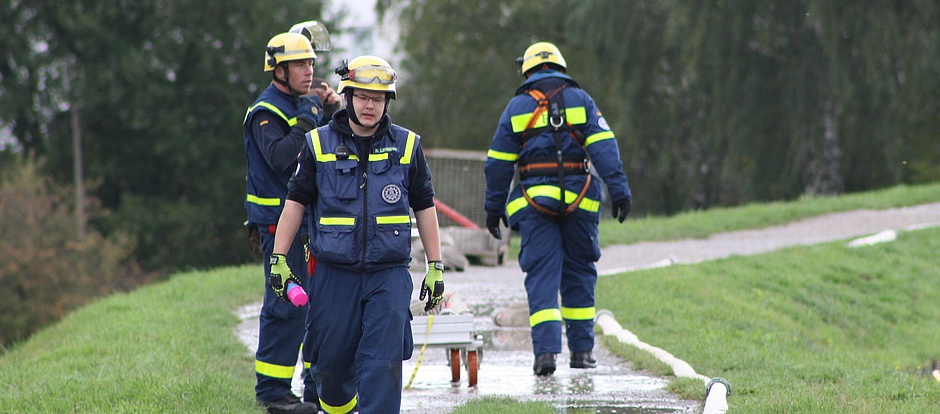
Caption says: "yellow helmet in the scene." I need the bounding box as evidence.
[518,41,567,75]
[336,55,397,99]
[263,33,316,72]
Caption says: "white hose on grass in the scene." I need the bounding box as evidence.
[846,229,897,247]
[595,310,729,414]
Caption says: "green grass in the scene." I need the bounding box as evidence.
[451,396,554,413]
[597,227,940,413]
[1,182,939,413]
[0,265,265,413]
[598,182,940,246]
[505,182,940,257]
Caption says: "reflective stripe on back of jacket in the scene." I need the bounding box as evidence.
[484,70,630,225]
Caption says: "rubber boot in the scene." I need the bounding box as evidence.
[569,351,597,369]
[256,394,319,414]
[533,353,557,376]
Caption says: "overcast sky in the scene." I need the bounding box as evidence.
[327,0,399,65]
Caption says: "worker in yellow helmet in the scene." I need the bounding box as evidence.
[269,55,444,413]
[485,41,633,376]
[244,30,340,414]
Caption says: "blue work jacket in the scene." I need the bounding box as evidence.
[243,85,324,224]
[300,119,424,272]
[485,70,631,226]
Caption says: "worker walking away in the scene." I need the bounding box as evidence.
[484,41,632,376]
[269,55,445,413]
[243,30,340,414]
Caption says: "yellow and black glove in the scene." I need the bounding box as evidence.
[269,253,301,302]
[420,261,445,312]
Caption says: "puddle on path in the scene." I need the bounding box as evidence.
[234,265,700,414]
[399,314,697,414]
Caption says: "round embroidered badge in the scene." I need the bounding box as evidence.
[382,184,402,204]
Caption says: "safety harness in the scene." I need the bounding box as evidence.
[518,85,592,221]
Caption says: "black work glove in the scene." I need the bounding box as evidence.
[486,214,508,240]
[295,96,319,132]
[245,221,261,256]
[612,197,631,223]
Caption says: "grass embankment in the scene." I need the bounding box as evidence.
[1,183,939,413]
[0,266,264,413]
[598,182,940,247]
[597,226,940,413]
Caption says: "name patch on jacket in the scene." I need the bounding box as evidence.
[374,146,397,154]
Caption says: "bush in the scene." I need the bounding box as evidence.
[0,156,147,347]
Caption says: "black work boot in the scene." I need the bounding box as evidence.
[533,353,557,376]
[256,394,320,414]
[570,351,597,369]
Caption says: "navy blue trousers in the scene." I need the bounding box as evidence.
[517,208,601,356]
[303,263,414,414]
[255,225,316,403]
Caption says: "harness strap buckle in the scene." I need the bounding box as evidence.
[549,101,564,129]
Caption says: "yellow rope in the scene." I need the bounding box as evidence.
[404,314,434,389]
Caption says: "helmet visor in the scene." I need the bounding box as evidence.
[289,20,332,51]
[348,65,397,85]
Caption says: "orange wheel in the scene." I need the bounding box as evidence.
[466,350,479,387]
[450,348,461,383]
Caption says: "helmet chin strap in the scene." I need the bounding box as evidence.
[274,64,306,96]
[345,93,364,126]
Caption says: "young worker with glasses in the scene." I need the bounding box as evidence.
[268,55,445,413]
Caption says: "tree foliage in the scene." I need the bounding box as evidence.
[384,0,940,214]
[0,0,937,280]
[0,0,336,271]
[0,157,141,346]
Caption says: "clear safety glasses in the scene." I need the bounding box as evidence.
[347,65,397,85]
[352,93,387,105]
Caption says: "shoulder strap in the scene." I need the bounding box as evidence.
[520,85,585,147]
[517,84,592,221]
[521,86,565,140]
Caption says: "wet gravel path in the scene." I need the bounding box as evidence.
[235,202,940,413]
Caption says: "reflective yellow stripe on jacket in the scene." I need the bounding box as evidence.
[244,101,298,208]
[244,101,298,127]
[309,130,417,163]
[584,130,615,147]
[247,194,281,207]
[510,106,587,133]
[487,149,518,162]
[506,185,601,218]
[319,217,355,226]
[310,130,418,227]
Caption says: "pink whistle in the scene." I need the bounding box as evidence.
[286,282,308,307]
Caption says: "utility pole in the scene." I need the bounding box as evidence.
[71,103,85,242]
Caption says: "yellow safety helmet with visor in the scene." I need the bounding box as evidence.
[517,41,567,76]
[263,33,316,72]
[336,55,397,99]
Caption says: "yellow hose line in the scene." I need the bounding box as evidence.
[405,314,434,389]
